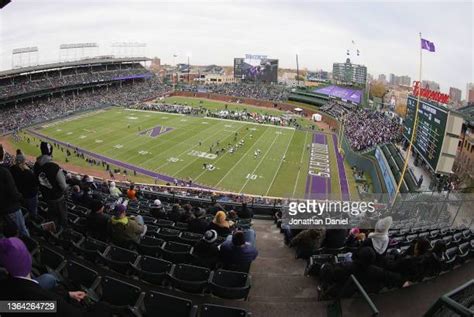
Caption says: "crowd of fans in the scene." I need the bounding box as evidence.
[278,214,453,299]
[0,64,149,99]
[0,78,172,134]
[134,101,303,128]
[344,109,402,151]
[0,141,259,314]
[177,83,289,102]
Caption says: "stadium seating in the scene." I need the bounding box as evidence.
[209,269,251,300]
[131,256,172,285]
[160,241,193,263]
[59,260,100,290]
[199,304,251,317]
[169,264,211,293]
[99,246,139,274]
[143,291,198,317]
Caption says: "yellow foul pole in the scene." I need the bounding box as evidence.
[391,32,423,206]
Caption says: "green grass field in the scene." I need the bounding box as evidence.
[14,97,357,199]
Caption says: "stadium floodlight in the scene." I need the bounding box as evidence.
[12,47,38,54]
[59,43,98,49]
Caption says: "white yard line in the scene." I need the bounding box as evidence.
[291,131,310,198]
[214,128,272,187]
[265,130,296,196]
[167,126,239,176]
[238,132,281,193]
[193,127,255,182]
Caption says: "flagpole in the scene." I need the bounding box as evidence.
[391,32,423,206]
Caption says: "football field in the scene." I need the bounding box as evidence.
[21,97,356,199]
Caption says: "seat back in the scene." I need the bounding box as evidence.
[40,246,65,271]
[139,256,172,274]
[212,269,249,288]
[64,260,99,289]
[100,276,142,307]
[173,264,210,282]
[144,291,195,317]
[200,304,249,317]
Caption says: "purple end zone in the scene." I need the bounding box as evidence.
[332,134,350,200]
[305,133,330,199]
[313,85,363,104]
[27,129,214,190]
[139,126,173,138]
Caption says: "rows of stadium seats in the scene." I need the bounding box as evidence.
[1,195,255,316]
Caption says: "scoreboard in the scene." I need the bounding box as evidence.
[403,95,448,171]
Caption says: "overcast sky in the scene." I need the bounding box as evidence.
[0,0,472,97]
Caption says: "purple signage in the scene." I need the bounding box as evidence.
[313,85,363,104]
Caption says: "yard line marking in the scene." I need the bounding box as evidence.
[265,129,296,196]
[238,131,282,193]
[161,124,237,173]
[193,127,255,182]
[214,127,271,188]
[292,131,310,198]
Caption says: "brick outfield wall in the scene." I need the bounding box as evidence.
[170,91,339,129]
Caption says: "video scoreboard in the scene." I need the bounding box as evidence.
[234,54,278,83]
[403,95,448,172]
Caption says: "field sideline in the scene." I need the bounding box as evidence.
[14,97,357,199]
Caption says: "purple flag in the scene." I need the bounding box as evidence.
[421,38,435,52]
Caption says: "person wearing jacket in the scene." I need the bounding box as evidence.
[107,204,147,245]
[33,142,68,229]
[0,145,29,237]
[10,153,39,218]
[290,229,326,259]
[0,237,86,317]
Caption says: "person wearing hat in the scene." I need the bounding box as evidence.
[108,181,122,198]
[192,230,220,269]
[33,142,68,229]
[0,145,29,237]
[86,199,110,241]
[10,151,39,218]
[188,207,210,234]
[0,237,86,316]
[362,216,393,266]
[107,204,147,245]
[150,199,167,219]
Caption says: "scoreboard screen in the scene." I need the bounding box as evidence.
[403,95,448,171]
[234,57,278,83]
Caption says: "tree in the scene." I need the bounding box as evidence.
[370,82,387,99]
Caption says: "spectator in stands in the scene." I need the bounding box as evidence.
[10,153,39,218]
[219,230,258,272]
[192,230,220,269]
[320,247,407,298]
[0,145,29,237]
[86,200,109,241]
[150,199,167,219]
[70,185,85,206]
[322,229,348,249]
[126,184,137,200]
[345,228,366,248]
[108,181,122,198]
[107,204,147,245]
[208,210,233,237]
[0,237,87,316]
[33,142,68,229]
[81,175,96,195]
[168,203,185,223]
[362,216,392,265]
[290,229,326,259]
[237,202,253,219]
[188,207,209,234]
[181,204,195,223]
[390,238,432,282]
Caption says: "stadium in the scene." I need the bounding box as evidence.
[0,1,473,317]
